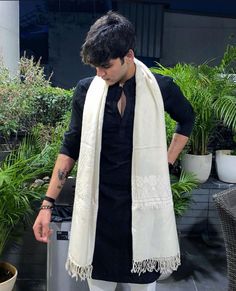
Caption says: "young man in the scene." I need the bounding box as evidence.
[33,11,194,291]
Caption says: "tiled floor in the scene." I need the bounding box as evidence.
[3,227,227,291]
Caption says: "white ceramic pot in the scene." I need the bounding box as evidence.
[181,153,212,183]
[0,262,17,291]
[215,150,236,183]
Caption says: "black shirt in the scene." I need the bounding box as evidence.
[60,74,194,161]
[60,74,194,283]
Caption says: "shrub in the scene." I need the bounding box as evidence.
[0,56,73,141]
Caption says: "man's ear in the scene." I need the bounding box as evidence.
[125,49,134,63]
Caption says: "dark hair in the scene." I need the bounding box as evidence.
[81,11,135,66]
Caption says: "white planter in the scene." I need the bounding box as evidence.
[181,153,212,183]
[0,262,17,291]
[215,150,236,183]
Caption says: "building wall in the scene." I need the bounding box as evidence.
[161,12,236,66]
[48,11,236,88]
[48,13,95,89]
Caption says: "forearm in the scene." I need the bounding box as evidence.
[168,133,189,165]
[42,153,75,204]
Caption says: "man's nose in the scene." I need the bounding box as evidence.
[96,67,106,78]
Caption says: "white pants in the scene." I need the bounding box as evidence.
[87,279,156,291]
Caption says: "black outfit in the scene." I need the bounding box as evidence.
[60,74,195,283]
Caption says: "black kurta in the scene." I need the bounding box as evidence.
[60,74,195,283]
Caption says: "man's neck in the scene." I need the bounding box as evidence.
[120,63,136,86]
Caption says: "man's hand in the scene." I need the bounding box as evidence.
[33,210,53,243]
[32,154,75,243]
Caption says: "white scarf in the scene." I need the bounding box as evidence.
[66,58,180,280]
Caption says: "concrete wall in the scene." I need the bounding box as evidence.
[48,13,96,89]
[161,12,236,66]
[0,1,19,77]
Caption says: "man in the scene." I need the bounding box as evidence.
[33,11,194,291]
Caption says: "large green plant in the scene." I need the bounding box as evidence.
[151,45,236,155]
[0,109,74,256]
[0,136,54,256]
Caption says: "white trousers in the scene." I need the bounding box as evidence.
[87,279,156,291]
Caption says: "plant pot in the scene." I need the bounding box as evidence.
[215,150,236,183]
[0,262,17,291]
[181,153,212,183]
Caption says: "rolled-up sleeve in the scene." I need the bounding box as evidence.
[60,77,93,161]
[154,73,195,137]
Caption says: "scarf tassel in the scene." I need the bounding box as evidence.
[131,254,181,276]
[65,258,93,281]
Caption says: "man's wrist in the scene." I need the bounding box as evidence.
[43,196,56,204]
[41,195,56,207]
[39,204,54,211]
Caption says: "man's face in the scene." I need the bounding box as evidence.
[95,52,135,86]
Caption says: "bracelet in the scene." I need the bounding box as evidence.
[39,205,54,211]
[43,196,55,204]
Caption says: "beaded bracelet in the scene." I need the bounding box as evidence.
[39,205,54,211]
[43,196,55,204]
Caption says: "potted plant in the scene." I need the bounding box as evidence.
[0,54,74,289]
[213,46,236,183]
[152,63,214,182]
[151,45,236,183]
[0,136,53,290]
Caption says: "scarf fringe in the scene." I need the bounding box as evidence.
[131,254,181,276]
[65,258,93,281]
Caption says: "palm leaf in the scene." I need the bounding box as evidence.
[213,95,236,132]
[171,171,199,216]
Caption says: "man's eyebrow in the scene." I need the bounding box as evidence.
[90,60,112,68]
[100,62,112,68]
[102,63,112,68]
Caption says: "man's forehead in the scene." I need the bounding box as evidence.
[99,58,118,67]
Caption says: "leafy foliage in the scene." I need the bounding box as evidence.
[32,86,72,126]
[0,109,73,256]
[219,45,236,73]
[171,171,199,216]
[165,113,176,146]
[151,45,236,155]
[0,136,53,256]
[0,56,73,139]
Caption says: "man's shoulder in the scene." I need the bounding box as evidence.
[73,76,95,99]
[76,76,95,90]
[152,72,173,88]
